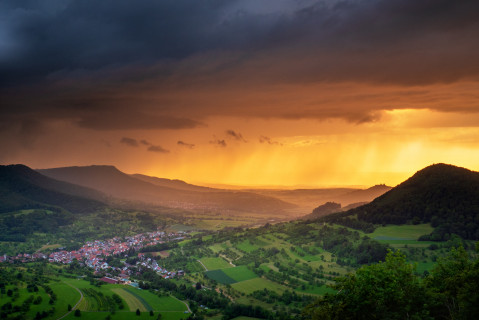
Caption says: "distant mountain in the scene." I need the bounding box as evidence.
[38,165,295,214]
[335,184,392,206]
[302,201,370,220]
[341,202,368,211]
[251,184,391,214]
[324,164,479,240]
[131,174,215,193]
[303,202,342,220]
[0,164,105,213]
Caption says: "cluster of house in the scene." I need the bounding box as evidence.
[0,231,188,280]
[136,253,185,279]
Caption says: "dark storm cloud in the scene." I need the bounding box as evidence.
[259,136,281,146]
[210,139,227,148]
[226,130,247,142]
[76,112,202,131]
[2,0,478,86]
[121,137,168,152]
[147,145,169,153]
[120,137,139,147]
[177,141,195,149]
[1,0,479,130]
[140,140,151,146]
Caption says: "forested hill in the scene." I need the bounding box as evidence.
[38,165,295,213]
[0,164,105,213]
[322,163,479,240]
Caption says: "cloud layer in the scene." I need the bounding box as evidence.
[1,0,479,133]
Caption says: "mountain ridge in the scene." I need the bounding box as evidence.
[0,164,105,213]
[38,165,296,214]
[321,163,479,240]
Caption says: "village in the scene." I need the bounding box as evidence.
[0,229,189,284]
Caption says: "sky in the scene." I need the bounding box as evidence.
[1,0,479,187]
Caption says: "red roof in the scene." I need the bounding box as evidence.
[99,277,119,284]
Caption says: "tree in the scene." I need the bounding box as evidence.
[303,250,431,320]
[68,304,72,311]
[136,308,141,316]
[425,246,479,319]
[74,309,81,317]
[150,310,154,316]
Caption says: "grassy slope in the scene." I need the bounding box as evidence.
[369,224,434,240]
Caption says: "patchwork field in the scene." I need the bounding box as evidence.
[209,243,227,253]
[231,277,287,295]
[62,278,187,317]
[125,288,187,312]
[111,288,148,311]
[200,257,233,270]
[205,269,237,284]
[192,219,249,230]
[63,311,188,320]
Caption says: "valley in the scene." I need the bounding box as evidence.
[3,2,478,318]
[1,163,479,319]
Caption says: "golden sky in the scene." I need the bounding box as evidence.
[1,1,479,187]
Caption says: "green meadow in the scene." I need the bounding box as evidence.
[205,266,258,284]
[232,278,287,295]
[369,224,434,240]
[223,266,258,282]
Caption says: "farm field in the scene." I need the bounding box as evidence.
[200,257,233,270]
[192,219,249,230]
[377,240,438,248]
[209,243,226,253]
[235,240,259,253]
[61,278,187,313]
[62,311,188,320]
[167,224,196,232]
[296,284,336,295]
[125,287,187,312]
[111,287,148,311]
[369,224,434,240]
[231,277,288,295]
[205,265,258,284]
[49,281,82,318]
[222,266,258,282]
[205,269,236,284]
[36,243,61,251]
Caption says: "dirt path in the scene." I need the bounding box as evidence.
[197,259,208,271]
[171,295,191,313]
[56,282,83,320]
[215,287,235,302]
[219,254,236,267]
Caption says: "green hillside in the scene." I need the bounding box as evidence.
[322,164,479,240]
[0,165,105,214]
